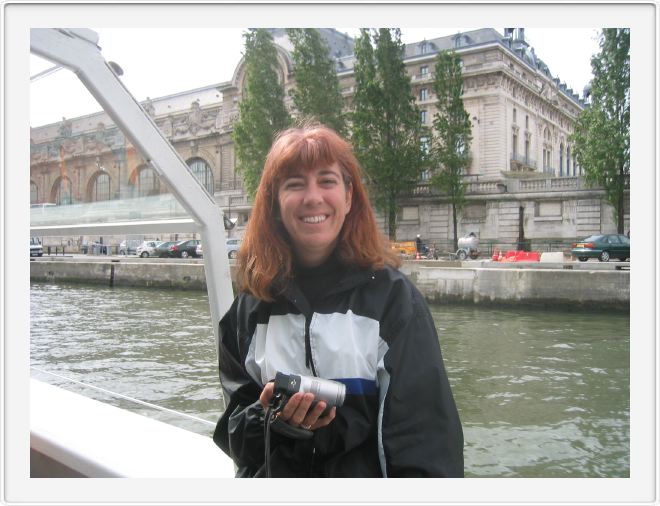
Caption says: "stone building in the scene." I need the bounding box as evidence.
[30,27,629,252]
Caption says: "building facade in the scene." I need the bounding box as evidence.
[30,28,629,251]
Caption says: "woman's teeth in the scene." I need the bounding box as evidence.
[302,215,327,224]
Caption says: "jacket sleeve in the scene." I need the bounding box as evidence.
[378,278,464,477]
[212,295,268,475]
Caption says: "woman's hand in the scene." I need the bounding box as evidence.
[259,381,337,431]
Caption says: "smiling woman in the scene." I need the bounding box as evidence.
[212,123,464,477]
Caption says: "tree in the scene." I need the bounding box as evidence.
[286,28,346,135]
[351,28,424,240]
[570,28,629,233]
[233,29,291,197]
[431,50,473,251]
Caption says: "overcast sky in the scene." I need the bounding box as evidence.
[29,27,601,127]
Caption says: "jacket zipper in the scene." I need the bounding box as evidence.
[304,315,318,376]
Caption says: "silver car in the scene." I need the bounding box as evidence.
[195,239,241,259]
[136,241,163,258]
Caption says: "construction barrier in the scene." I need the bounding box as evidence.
[491,250,541,262]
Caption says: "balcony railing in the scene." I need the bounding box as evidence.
[400,174,623,198]
[412,72,434,81]
[510,153,537,169]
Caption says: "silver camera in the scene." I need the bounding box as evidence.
[274,371,346,411]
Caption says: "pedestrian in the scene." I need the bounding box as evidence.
[213,123,463,477]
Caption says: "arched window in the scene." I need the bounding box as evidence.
[91,172,111,201]
[559,142,564,176]
[187,158,214,194]
[54,177,72,205]
[31,181,38,204]
[138,166,160,197]
[566,146,572,175]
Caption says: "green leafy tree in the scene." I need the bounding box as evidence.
[431,50,473,251]
[351,28,424,240]
[233,29,291,197]
[570,28,629,233]
[286,28,346,135]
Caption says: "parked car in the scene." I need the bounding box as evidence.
[154,241,177,258]
[119,239,140,255]
[195,239,241,259]
[168,239,201,258]
[226,238,241,259]
[30,236,43,257]
[571,234,630,262]
[136,241,163,258]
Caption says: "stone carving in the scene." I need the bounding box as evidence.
[143,97,155,117]
[173,101,216,137]
[61,136,83,156]
[159,115,174,137]
[83,130,107,154]
[58,117,72,138]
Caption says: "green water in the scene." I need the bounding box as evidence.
[30,282,629,477]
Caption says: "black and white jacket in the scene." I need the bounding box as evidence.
[213,263,464,477]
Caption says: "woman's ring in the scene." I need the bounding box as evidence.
[301,423,312,430]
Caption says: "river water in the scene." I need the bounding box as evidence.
[30,281,629,478]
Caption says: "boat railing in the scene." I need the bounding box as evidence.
[29,28,234,477]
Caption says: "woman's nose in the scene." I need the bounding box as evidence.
[302,182,323,204]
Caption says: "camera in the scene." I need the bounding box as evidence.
[273,372,346,413]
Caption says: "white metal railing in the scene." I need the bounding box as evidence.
[30,28,235,477]
[30,29,233,349]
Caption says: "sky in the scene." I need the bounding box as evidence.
[29,27,602,127]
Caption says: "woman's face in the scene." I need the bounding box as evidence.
[277,162,352,267]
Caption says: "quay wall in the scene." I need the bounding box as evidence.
[400,263,629,309]
[30,258,629,310]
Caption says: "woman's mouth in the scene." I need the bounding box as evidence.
[301,215,328,224]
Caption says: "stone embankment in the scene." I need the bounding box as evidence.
[30,256,629,311]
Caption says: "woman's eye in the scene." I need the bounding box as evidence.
[320,178,338,186]
[283,180,303,190]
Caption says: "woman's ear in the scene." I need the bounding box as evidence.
[345,183,353,214]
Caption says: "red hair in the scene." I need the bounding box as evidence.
[237,123,400,301]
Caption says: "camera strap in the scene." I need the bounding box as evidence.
[264,393,314,478]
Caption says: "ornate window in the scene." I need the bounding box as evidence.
[559,143,564,176]
[54,177,72,205]
[31,181,38,204]
[137,166,160,197]
[187,157,214,194]
[566,146,572,175]
[420,110,427,124]
[420,65,429,77]
[91,172,111,201]
[420,136,430,155]
[419,88,428,101]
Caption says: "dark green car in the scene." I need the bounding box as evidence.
[571,234,630,262]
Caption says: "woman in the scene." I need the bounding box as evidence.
[213,124,463,477]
